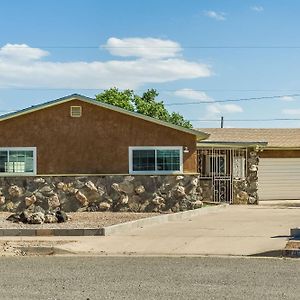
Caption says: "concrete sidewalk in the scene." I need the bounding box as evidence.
[2,204,300,256]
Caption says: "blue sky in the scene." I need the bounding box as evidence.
[1,0,300,128]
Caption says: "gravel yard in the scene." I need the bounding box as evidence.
[0,212,159,229]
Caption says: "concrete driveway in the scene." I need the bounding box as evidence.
[54,203,300,256]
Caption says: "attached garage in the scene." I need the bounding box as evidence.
[258,158,300,200]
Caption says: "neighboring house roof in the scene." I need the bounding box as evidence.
[197,128,300,148]
[0,94,209,139]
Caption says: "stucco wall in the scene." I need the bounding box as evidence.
[0,99,197,174]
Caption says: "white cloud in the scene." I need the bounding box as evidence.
[174,88,213,102]
[282,108,300,115]
[204,10,226,21]
[0,39,212,89]
[280,96,295,102]
[172,88,243,116]
[251,6,264,12]
[103,37,182,59]
[206,103,243,117]
[223,104,244,113]
[0,44,49,61]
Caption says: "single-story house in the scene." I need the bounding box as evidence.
[1,94,297,211]
[198,128,300,201]
[0,94,208,176]
[0,94,214,213]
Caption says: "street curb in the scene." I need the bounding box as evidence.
[103,203,229,236]
[15,246,76,255]
[0,228,104,237]
[0,204,228,237]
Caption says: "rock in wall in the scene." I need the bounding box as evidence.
[0,175,204,213]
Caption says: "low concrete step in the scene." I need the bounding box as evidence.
[260,200,300,207]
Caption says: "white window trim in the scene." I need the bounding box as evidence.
[0,147,37,176]
[128,146,183,175]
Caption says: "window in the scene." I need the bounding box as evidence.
[206,154,226,176]
[157,149,181,171]
[70,106,82,117]
[0,148,36,175]
[129,146,183,174]
[132,149,155,171]
[233,156,246,179]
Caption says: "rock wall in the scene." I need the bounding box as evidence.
[233,149,259,205]
[199,180,213,202]
[0,151,260,213]
[0,175,204,213]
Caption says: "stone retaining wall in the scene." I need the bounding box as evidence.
[0,175,203,213]
[233,150,259,204]
[0,162,259,213]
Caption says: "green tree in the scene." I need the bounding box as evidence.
[169,112,193,129]
[95,88,192,129]
[95,87,135,112]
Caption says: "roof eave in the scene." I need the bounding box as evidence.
[265,146,300,150]
[197,141,268,148]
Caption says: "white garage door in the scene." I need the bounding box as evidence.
[258,158,300,200]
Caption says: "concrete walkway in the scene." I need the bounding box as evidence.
[4,204,298,256]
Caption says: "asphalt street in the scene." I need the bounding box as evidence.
[0,256,299,300]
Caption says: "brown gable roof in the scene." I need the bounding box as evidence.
[197,128,300,148]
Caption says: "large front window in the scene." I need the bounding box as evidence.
[0,148,36,175]
[129,147,183,174]
[132,149,155,171]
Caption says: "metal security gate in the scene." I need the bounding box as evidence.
[197,148,247,203]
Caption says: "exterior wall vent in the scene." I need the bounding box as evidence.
[70,106,82,117]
